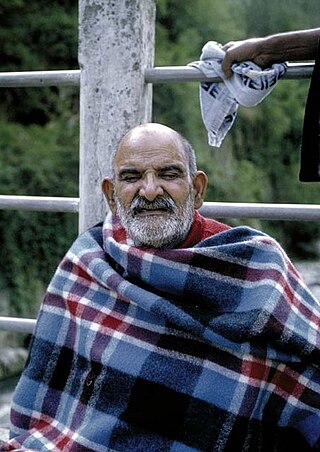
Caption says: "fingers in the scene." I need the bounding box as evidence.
[221,40,243,78]
[220,39,260,78]
[221,42,235,52]
[221,55,233,78]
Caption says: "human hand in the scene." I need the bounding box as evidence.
[221,38,267,78]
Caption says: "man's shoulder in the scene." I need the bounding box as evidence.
[197,223,281,254]
[68,222,104,255]
[87,221,104,247]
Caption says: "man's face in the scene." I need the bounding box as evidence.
[107,129,196,248]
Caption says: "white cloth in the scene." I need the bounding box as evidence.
[189,41,287,147]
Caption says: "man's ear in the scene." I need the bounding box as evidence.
[192,171,208,209]
[101,177,116,213]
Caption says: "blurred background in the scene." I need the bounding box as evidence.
[0,0,320,380]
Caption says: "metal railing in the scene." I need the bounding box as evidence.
[0,61,317,333]
[0,196,79,212]
[0,70,80,87]
[145,62,314,83]
[0,317,36,333]
[0,62,313,87]
[200,202,320,221]
[2,195,320,220]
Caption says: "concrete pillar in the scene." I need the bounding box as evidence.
[78,0,156,232]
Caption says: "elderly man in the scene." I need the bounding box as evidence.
[2,123,320,451]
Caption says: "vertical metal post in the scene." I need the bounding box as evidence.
[78,0,156,232]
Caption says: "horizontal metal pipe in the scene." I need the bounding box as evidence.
[200,202,320,221]
[145,62,314,83]
[0,70,80,87]
[0,195,79,212]
[1,197,320,220]
[0,63,313,88]
[284,62,314,79]
[0,317,36,333]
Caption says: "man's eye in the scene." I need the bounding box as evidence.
[121,174,141,183]
[161,171,180,180]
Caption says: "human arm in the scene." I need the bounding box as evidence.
[221,28,320,78]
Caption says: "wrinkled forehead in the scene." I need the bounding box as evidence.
[114,128,187,169]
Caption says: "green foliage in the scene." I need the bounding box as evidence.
[243,0,320,35]
[0,117,79,315]
[0,1,78,125]
[0,1,79,316]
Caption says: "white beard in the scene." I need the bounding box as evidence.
[115,192,194,249]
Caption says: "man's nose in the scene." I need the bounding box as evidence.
[139,173,164,201]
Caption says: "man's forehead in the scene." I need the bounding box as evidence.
[115,128,186,166]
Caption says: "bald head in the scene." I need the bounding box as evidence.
[120,123,180,146]
[113,123,197,178]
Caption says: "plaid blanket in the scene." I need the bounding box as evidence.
[3,213,320,451]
